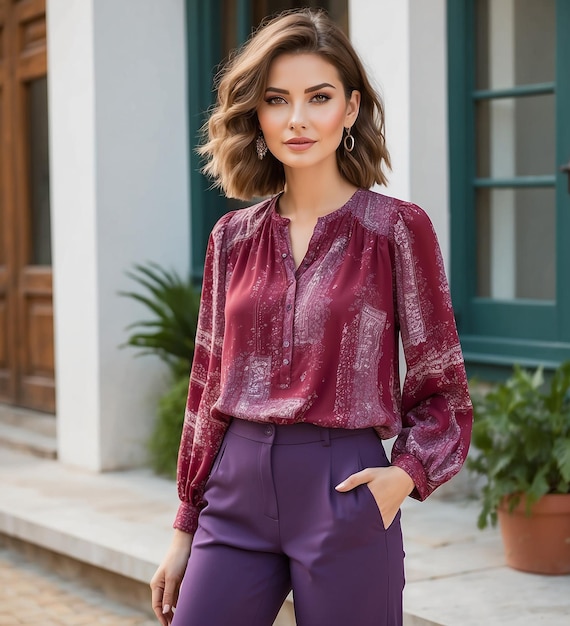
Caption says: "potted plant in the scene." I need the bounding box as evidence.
[468,362,570,575]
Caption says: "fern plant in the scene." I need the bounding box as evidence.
[120,261,200,475]
[468,362,570,529]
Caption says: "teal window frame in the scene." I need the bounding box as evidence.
[186,0,252,281]
[447,0,570,377]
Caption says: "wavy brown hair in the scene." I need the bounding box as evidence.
[198,8,391,200]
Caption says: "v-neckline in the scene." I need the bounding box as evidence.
[271,188,361,275]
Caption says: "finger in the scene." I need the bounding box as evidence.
[153,608,168,626]
[162,575,180,618]
[335,468,371,491]
[152,592,168,626]
[151,585,168,626]
[164,606,175,625]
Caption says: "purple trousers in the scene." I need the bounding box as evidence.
[172,419,405,626]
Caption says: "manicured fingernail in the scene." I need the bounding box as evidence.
[163,605,170,614]
[335,482,345,490]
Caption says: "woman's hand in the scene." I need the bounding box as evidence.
[335,465,415,529]
[150,529,193,625]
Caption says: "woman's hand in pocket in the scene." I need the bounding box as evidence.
[335,465,415,529]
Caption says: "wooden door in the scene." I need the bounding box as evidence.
[0,0,54,413]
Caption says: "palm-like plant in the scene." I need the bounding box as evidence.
[120,261,201,377]
[120,261,201,477]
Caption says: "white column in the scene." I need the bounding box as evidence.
[350,0,450,265]
[350,0,411,202]
[48,0,190,470]
[409,0,450,265]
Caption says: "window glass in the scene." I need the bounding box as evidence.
[476,95,555,179]
[28,76,51,266]
[476,187,556,300]
[476,0,555,90]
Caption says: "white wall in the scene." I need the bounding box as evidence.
[350,0,450,265]
[48,0,100,469]
[409,0,450,264]
[48,0,190,470]
[350,1,411,202]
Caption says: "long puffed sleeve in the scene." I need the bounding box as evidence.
[390,203,473,500]
[173,213,234,534]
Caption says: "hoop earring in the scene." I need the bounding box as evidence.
[343,127,355,153]
[256,132,268,160]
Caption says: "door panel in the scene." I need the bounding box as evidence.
[0,0,53,412]
[0,1,16,402]
[18,268,54,409]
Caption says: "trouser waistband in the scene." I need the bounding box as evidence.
[227,417,376,446]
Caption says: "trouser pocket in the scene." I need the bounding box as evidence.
[330,432,389,534]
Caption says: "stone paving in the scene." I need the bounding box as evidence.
[0,544,156,626]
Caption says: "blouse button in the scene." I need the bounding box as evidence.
[281,253,288,259]
[283,358,290,365]
[286,304,292,311]
[283,340,290,348]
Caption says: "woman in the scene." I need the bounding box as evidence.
[151,8,472,626]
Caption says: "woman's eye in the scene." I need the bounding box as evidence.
[266,96,286,105]
[311,93,331,103]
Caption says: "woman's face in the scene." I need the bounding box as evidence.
[256,53,360,173]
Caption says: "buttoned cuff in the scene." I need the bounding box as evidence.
[173,501,200,535]
[391,453,429,501]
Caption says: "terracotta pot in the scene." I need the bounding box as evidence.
[498,493,570,575]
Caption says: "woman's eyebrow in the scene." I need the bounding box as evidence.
[264,82,336,94]
[305,82,336,93]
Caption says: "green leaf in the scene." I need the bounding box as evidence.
[148,374,189,478]
[530,366,544,390]
[527,467,550,503]
[553,438,570,483]
[119,261,201,376]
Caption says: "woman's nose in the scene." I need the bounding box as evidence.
[289,119,307,130]
[288,104,307,130]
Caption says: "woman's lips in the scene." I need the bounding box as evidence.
[284,137,316,151]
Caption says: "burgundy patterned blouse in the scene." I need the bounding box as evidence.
[174,188,472,534]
